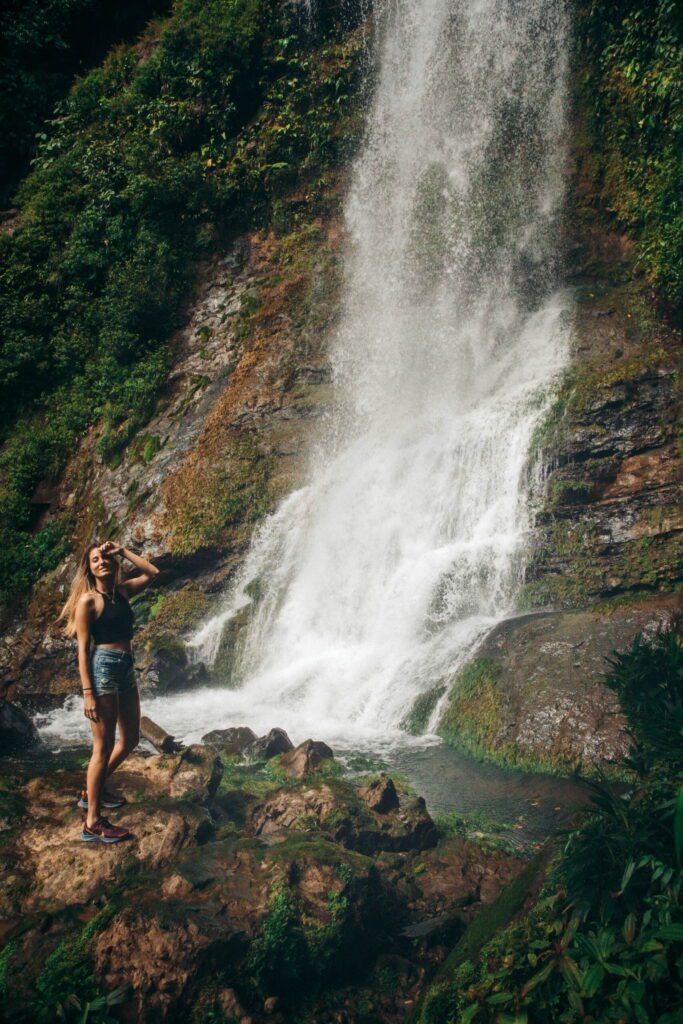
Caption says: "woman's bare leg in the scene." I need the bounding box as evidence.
[86,694,118,827]
[105,687,140,780]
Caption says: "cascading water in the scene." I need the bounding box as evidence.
[42,0,571,751]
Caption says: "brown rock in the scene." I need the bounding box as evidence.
[251,779,438,854]
[202,725,257,754]
[93,905,243,1023]
[359,774,399,813]
[278,738,334,778]
[16,769,214,910]
[245,727,294,760]
[0,700,42,755]
[132,744,223,802]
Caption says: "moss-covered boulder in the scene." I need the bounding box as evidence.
[438,596,679,776]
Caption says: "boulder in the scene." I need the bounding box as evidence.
[16,771,215,911]
[245,727,293,760]
[143,643,209,695]
[130,745,223,803]
[202,725,257,754]
[278,739,334,778]
[0,700,42,755]
[438,598,680,775]
[251,779,438,854]
[359,774,399,813]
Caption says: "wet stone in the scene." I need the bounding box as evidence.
[245,727,294,760]
[201,725,257,754]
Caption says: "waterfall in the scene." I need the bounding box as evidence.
[41,0,572,750]
[179,0,572,747]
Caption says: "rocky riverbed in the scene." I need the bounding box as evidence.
[0,734,545,1023]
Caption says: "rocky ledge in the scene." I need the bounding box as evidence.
[437,594,680,776]
[0,739,527,1023]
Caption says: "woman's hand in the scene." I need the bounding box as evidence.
[99,540,123,557]
[83,692,99,722]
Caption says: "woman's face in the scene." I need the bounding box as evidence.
[88,546,113,580]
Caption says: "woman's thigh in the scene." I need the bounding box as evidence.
[89,693,119,749]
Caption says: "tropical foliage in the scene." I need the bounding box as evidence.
[578,0,682,307]
[0,0,171,204]
[420,626,683,1023]
[0,0,364,611]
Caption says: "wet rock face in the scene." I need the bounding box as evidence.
[522,275,681,611]
[438,596,679,775]
[1,213,342,703]
[0,699,41,755]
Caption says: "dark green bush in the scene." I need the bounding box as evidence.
[420,626,683,1024]
[0,0,172,204]
[578,0,683,307]
[0,0,365,611]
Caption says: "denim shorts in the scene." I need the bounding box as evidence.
[91,648,137,697]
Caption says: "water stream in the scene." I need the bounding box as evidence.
[43,0,572,802]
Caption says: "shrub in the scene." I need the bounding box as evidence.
[420,626,683,1023]
[0,0,366,611]
[578,1,683,307]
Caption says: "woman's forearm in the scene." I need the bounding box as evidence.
[121,547,159,578]
[78,649,94,692]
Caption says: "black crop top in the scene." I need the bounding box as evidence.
[92,590,135,645]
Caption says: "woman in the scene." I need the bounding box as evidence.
[59,540,159,843]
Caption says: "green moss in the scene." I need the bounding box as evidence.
[549,478,595,504]
[164,433,276,556]
[434,809,513,841]
[137,585,209,650]
[438,657,505,752]
[209,604,252,686]
[0,939,16,1000]
[16,903,121,1022]
[401,685,446,735]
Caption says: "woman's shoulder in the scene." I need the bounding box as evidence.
[77,591,98,611]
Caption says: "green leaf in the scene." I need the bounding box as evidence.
[486,990,514,1005]
[674,786,683,866]
[559,955,583,991]
[654,924,683,942]
[581,962,605,997]
[458,1005,479,1024]
[621,859,636,891]
[623,913,638,945]
[521,960,555,997]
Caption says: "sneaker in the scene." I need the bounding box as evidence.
[81,817,131,844]
[77,788,127,811]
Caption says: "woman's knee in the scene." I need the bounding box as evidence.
[121,729,140,754]
[90,741,113,763]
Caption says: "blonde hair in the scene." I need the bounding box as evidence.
[57,542,121,637]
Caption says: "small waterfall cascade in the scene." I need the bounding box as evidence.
[182,0,572,747]
[40,0,572,750]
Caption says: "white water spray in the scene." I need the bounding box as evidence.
[42,0,571,749]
